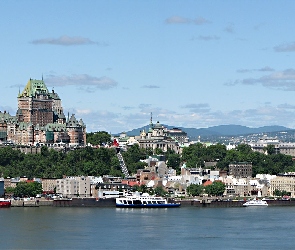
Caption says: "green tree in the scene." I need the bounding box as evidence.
[274,189,291,197]
[154,147,164,155]
[264,144,276,155]
[132,185,140,192]
[186,184,203,196]
[154,186,167,196]
[138,184,148,193]
[167,154,181,171]
[5,186,15,193]
[205,181,226,196]
[14,181,42,197]
[236,144,253,155]
[205,144,227,162]
[86,131,112,146]
[273,189,282,196]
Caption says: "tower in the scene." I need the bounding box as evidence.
[17,79,53,126]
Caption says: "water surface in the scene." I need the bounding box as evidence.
[1,206,294,249]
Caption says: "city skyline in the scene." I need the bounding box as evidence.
[1,1,295,133]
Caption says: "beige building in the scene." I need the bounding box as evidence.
[56,176,91,198]
[270,176,295,198]
[42,178,58,193]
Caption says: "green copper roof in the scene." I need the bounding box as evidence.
[45,123,66,132]
[19,79,49,97]
[0,111,17,123]
[48,91,60,100]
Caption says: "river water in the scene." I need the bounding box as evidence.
[1,206,295,249]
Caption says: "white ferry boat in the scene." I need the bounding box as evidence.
[243,199,268,207]
[116,192,181,208]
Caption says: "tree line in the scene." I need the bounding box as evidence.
[0,131,294,179]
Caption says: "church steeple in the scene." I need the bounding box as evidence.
[149,112,154,132]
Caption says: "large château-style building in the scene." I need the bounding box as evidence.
[0,78,86,147]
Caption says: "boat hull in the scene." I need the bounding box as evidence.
[243,200,268,207]
[116,203,181,208]
[0,201,11,208]
[243,204,268,207]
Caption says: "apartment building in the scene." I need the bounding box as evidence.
[270,175,295,198]
[56,176,91,198]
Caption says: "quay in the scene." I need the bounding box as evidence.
[11,199,53,207]
[9,197,295,208]
[178,198,295,207]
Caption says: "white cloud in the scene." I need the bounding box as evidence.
[224,23,235,34]
[45,74,118,90]
[76,109,92,115]
[274,42,295,52]
[72,101,295,133]
[165,16,191,24]
[193,17,210,25]
[236,66,275,73]
[230,69,295,91]
[31,35,108,46]
[181,103,211,113]
[142,85,160,89]
[165,16,210,25]
[258,66,275,72]
[192,35,220,41]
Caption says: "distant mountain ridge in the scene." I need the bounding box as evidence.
[125,124,292,138]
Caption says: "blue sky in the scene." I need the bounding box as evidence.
[1,1,295,133]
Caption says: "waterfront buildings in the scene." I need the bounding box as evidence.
[42,178,58,194]
[0,78,86,147]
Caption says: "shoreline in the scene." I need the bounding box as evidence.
[10,197,295,208]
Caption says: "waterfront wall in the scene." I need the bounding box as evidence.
[179,199,295,207]
[11,198,295,208]
[52,198,116,207]
[11,199,53,207]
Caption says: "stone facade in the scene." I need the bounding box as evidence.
[0,78,86,147]
[56,176,91,198]
[42,178,58,193]
[229,162,252,178]
[270,176,295,198]
[136,120,180,153]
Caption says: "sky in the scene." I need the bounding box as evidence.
[1,1,295,133]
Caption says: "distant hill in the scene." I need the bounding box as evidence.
[125,124,292,138]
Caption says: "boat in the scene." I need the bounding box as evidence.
[0,198,11,208]
[116,192,181,208]
[243,199,268,207]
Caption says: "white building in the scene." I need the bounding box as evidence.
[56,176,91,198]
